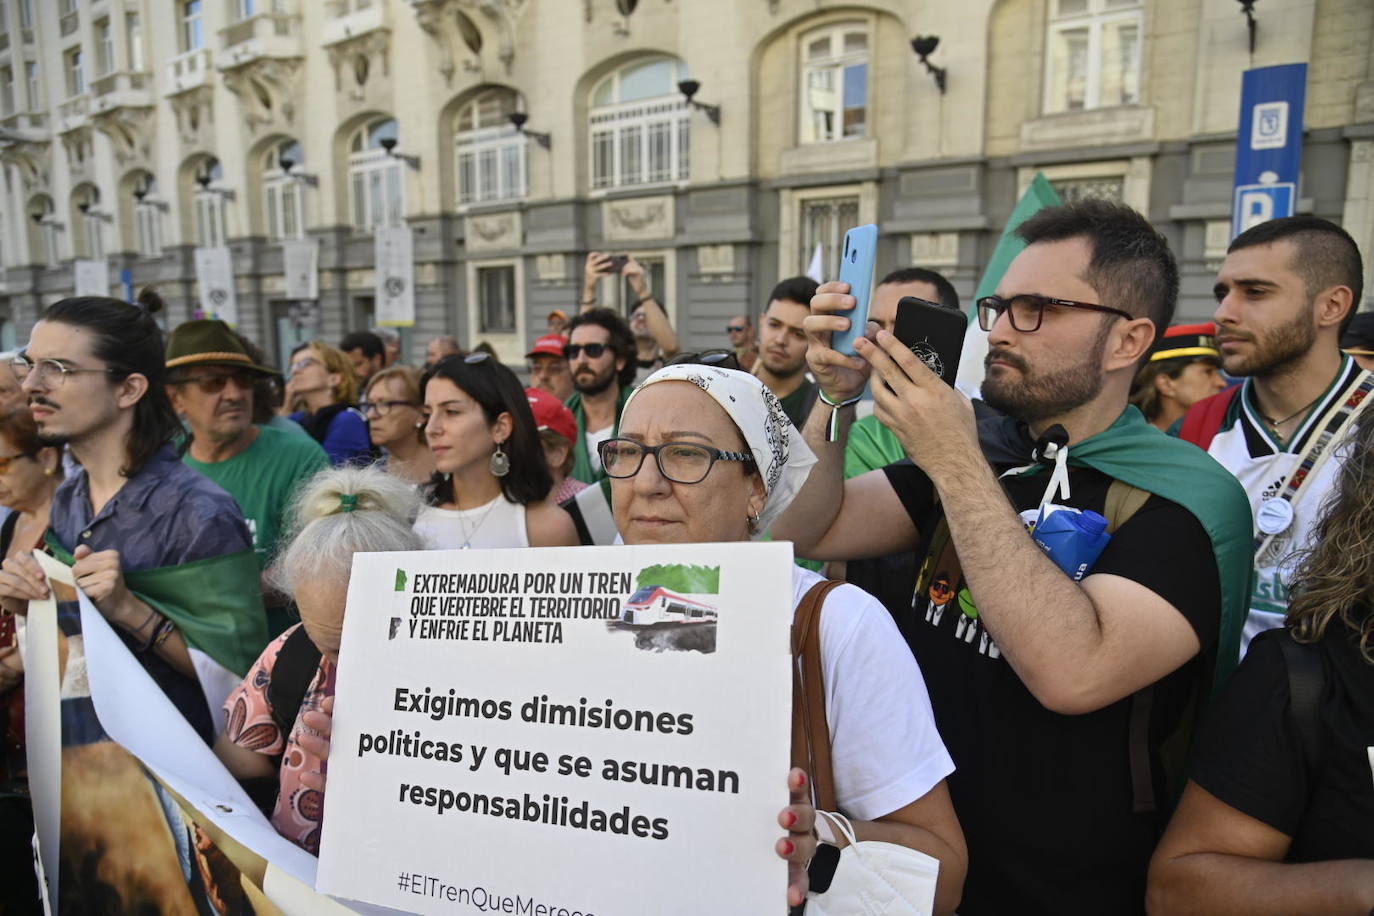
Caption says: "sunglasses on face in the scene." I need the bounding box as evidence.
[564,343,609,360]
[178,370,258,395]
[726,325,747,333]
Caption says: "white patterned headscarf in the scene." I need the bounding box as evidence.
[623,365,818,534]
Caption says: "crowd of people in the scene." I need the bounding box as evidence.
[0,207,1370,914]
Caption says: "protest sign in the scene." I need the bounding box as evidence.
[317,542,795,915]
[21,551,366,914]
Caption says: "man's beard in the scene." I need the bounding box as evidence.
[35,432,69,449]
[574,363,616,397]
[981,325,1109,424]
[1220,303,1316,378]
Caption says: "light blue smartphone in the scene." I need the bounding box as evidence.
[830,223,879,355]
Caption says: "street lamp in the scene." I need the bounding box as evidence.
[678,79,721,125]
[910,36,948,95]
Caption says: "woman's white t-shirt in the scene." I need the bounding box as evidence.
[414,495,529,550]
[792,567,954,821]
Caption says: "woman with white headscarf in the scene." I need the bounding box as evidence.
[602,362,967,913]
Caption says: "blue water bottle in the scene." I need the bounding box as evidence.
[1032,507,1111,582]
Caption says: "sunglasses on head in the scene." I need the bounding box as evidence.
[564,343,609,360]
[664,349,742,371]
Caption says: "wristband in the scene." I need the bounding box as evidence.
[817,390,861,443]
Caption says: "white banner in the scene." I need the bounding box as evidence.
[317,543,794,915]
[283,238,320,301]
[374,225,415,327]
[194,246,239,327]
[73,259,110,297]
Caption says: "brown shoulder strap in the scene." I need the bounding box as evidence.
[1104,479,1151,534]
[791,579,845,813]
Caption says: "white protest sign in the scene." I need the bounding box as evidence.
[317,543,794,915]
[194,246,239,326]
[283,238,320,301]
[374,225,415,327]
[73,259,110,297]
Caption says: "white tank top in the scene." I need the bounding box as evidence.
[414,495,530,549]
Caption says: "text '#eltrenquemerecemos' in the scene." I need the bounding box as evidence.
[400,571,632,645]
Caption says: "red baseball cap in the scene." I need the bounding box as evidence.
[526,333,568,359]
[525,387,578,442]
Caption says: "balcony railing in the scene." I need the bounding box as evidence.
[321,0,386,47]
[92,70,149,97]
[58,94,89,128]
[1,111,47,132]
[218,12,302,68]
[59,11,79,37]
[165,48,213,95]
[90,70,152,113]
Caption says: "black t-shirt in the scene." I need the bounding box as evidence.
[1192,626,1374,862]
[883,459,1222,916]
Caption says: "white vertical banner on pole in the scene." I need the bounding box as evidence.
[282,238,319,301]
[194,246,238,327]
[374,225,415,327]
[73,259,110,297]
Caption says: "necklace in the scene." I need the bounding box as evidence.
[454,495,499,549]
[1259,394,1322,430]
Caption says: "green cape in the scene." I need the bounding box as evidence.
[47,534,268,678]
[566,385,633,484]
[1012,406,1254,689]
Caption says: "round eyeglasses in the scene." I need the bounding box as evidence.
[10,355,119,389]
[598,438,753,485]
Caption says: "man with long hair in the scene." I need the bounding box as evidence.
[0,292,266,742]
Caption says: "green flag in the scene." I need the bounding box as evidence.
[955,173,1063,390]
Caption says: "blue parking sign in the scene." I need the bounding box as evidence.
[1231,64,1307,238]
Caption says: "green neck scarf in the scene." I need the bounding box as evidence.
[1013,406,1254,690]
[566,385,632,485]
[46,533,268,678]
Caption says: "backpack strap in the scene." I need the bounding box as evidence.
[1277,632,1327,775]
[790,579,845,814]
[1104,480,1151,535]
[1178,385,1240,450]
[266,625,323,743]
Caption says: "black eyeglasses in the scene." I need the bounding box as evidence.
[664,349,742,371]
[976,295,1135,333]
[176,369,259,395]
[564,343,608,360]
[598,438,753,485]
[726,325,747,333]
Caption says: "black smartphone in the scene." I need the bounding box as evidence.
[892,296,966,387]
[606,254,630,274]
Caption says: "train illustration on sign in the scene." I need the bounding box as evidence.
[619,585,719,626]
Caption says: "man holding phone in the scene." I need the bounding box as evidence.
[774,200,1253,915]
[579,251,678,360]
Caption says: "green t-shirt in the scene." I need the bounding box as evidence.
[183,424,329,567]
[844,414,907,479]
[777,379,818,430]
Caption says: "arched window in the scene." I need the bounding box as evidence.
[72,184,104,259]
[28,195,58,267]
[193,157,229,247]
[348,118,404,232]
[263,139,305,241]
[588,57,690,190]
[132,172,163,258]
[1044,0,1142,113]
[455,88,526,206]
[799,23,868,144]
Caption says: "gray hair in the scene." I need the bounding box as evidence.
[268,464,424,595]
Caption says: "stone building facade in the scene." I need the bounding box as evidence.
[0,0,1370,366]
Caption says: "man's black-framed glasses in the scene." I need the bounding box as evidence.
[598,438,752,485]
[10,353,119,389]
[976,295,1135,333]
